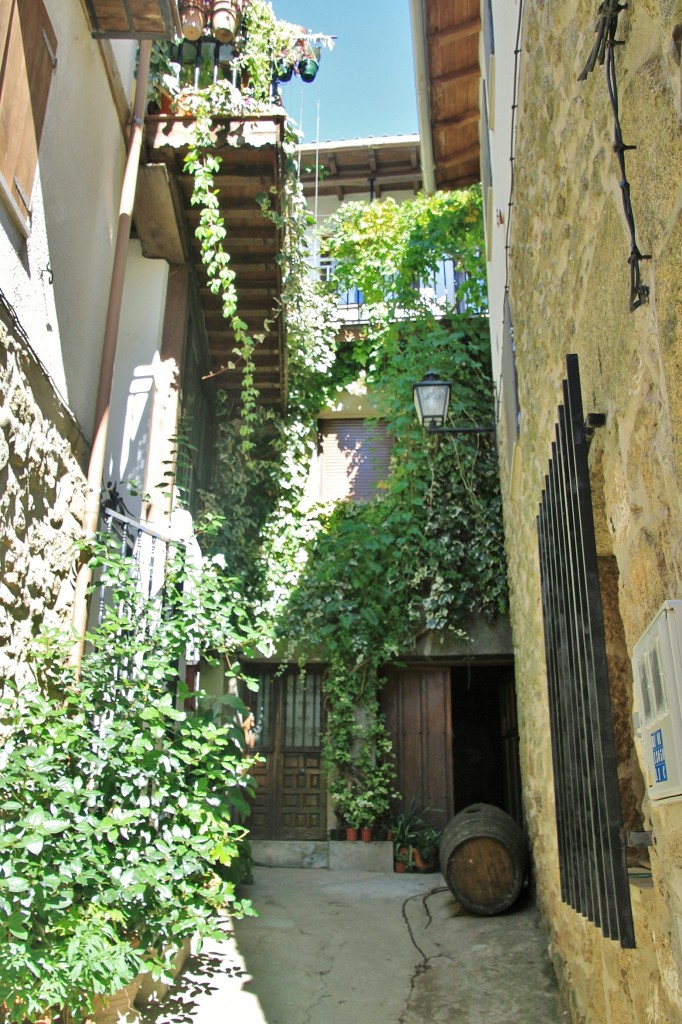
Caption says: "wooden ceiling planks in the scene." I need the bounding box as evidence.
[298,137,423,200]
[139,113,287,408]
[81,0,177,38]
[426,0,481,190]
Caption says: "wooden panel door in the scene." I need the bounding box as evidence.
[382,666,453,828]
[246,666,326,840]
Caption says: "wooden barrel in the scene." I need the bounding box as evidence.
[439,803,528,915]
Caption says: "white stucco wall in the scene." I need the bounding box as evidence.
[480,1,524,402]
[0,0,136,437]
[105,240,169,519]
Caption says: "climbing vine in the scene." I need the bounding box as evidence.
[152,5,505,830]
[201,181,506,828]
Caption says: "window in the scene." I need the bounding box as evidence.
[480,90,493,256]
[0,0,57,232]
[500,292,520,475]
[176,311,214,513]
[318,418,392,502]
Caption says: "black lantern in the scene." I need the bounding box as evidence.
[413,371,451,430]
[412,371,495,436]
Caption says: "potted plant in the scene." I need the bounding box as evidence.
[390,799,441,872]
[413,824,441,872]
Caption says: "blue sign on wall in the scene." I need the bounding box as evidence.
[652,729,668,783]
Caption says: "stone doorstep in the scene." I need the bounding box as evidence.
[250,839,394,872]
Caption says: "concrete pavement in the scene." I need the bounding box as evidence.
[141,867,569,1024]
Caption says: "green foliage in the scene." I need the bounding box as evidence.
[238,1,306,102]
[324,188,487,316]
[168,35,503,851]
[177,0,325,449]
[390,799,441,870]
[0,529,259,1021]
[201,184,506,818]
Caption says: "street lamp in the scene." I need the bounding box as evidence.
[412,371,495,436]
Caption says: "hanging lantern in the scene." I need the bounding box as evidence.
[211,0,242,43]
[179,0,206,40]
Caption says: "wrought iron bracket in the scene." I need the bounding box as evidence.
[584,412,606,438]
[427,425,495,436]
[622,830,654,848]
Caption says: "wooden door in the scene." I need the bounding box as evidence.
[246,665,326,840]
[382,666,454,828]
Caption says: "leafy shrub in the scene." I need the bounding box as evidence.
[0,529,259,1022]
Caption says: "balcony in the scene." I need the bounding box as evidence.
[135,107,287,409]
[316,255,471,326]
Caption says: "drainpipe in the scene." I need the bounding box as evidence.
[409,0,437,195]
[70,40,152,671]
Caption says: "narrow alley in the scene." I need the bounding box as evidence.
[141,867,568,1024]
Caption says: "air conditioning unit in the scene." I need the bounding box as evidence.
[632,601,682,802]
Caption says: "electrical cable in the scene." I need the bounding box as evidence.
[579,1,650,310]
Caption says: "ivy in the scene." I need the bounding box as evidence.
[156,19,504,836]
[201,184,505,828]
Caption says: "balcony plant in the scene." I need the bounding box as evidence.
[0,523,262,1022]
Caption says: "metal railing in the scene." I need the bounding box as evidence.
[536,354,635,949]
[315,256,470,323]
[96,508,178,628]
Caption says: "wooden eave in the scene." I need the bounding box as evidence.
[298,137,423,201]
[425,0,481,190]
[81,0,179,38]
[136,113,288,409]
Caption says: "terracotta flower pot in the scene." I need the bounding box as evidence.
[360,826,373,842]
[345,826,358,842]
[212,0,241,43]
[179,0,205,40]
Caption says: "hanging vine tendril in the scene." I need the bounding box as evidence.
[579,0,650,311]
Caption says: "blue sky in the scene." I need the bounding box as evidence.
[272,0,419,143]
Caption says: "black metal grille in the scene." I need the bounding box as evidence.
[537,355,635,948]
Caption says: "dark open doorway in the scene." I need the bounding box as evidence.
[451,664,521,823]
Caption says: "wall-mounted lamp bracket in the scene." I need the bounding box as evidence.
[622,830,653,848]
[584,412,606,438]
[427,425,495,436]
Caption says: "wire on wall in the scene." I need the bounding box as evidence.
[579,0,650,311]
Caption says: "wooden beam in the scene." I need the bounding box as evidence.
[134,164,186,264]
[438,143,480,169]
[303,170,423,190]
[433,64,480,86]
[429,17,481,45]
[434,109,479,131]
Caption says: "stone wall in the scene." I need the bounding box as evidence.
[500,2,682,1021]
[0,308,87,684]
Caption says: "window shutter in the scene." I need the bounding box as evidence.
[319,419,392,502]
[0,0,58,226]
[501,292,520,478]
